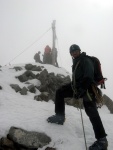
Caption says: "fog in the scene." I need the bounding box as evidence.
[0,0,113,99]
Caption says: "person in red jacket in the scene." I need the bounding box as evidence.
[43,45,52,64]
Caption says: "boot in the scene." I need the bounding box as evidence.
[89,137,108,150]
[47,114,65,125]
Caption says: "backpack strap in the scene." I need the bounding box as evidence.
[72,60,80,95]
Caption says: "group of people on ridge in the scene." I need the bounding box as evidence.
[34,45,58,67]
[47,44,108,150]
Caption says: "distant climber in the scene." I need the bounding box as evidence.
[34,51,42,63]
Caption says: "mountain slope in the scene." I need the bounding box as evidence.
[0,63,112,150]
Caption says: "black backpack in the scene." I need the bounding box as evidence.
[87,56,107,89]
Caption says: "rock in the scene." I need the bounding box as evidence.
[32,66,42,71]
[17,71,36,82]
[24,71,36,79]
[37,70,71,101]
[38,69,48,85]
[25,64,42,71]
[10,84,21,92]
[34,92,49,102]
[38,85,49,92]
[13,67,23,71]
[25,64,35,70]
[8,127,51,149]
[27,85,36,93]
[17,74,28,82]
[20,87,28,95]
[0,137,14,149]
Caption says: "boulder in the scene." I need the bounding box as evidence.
[27,84,36,93]
[13,66,23,71]
[10,84,21,92]
[34,92,49,102]
[25,64,42,71]
[20,87,28,95]
[8,127,51,149]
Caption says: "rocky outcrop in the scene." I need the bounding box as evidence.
[25,64,43,71]
[13,66,23,71]
[10,84,21,92]
[0,127,51,150]
[36,69,71,100]
[9,64,113,111]
[17,71,36,82]
[10,64,71,101]
[34,92,50,102]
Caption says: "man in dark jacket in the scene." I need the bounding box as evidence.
[47,44,108,150]
[34,51,42,63]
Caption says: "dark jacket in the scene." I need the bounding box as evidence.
[34,53,42,63]
[72,52,94,93]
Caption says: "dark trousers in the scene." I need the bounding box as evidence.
[55,83,107,140]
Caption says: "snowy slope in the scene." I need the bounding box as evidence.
[0,63,112,150]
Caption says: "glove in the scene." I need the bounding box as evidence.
[75,88,86,99]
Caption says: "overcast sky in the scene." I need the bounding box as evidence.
[0,0,113,99]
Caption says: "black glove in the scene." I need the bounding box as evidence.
[75,88,86,99]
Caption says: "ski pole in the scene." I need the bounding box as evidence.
[79,98,88,150]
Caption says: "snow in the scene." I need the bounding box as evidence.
[0,63,112,150]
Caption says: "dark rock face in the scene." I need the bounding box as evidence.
[25,64,43,71]
[12,64,71,101]
[8,127,51,149]
[20,87,28,95]
[0,137,15,150]
[34,92,50,102]
[17,71,36,82]
[0,127,51,150]
[13,67,23,71]
[27,85,36,93]
[36,69,71,101]
[10,84,21,92]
